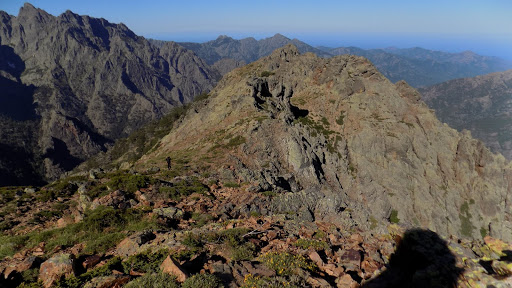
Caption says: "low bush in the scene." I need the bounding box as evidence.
[182,273,224,288]
[125,273,180,288]
[259,252,316,276]
[122,249,169,274]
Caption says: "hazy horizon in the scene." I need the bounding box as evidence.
[2,0,511,60]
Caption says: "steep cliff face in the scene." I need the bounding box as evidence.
[138,45,512,241]
[0,4,218,183]
[420,70,512,160]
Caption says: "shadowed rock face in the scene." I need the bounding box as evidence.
[363,229,462,288]
[139,45,512,241]
[0,4,219,183]
[420,70,512,161]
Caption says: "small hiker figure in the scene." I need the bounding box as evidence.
[166,156,171,170]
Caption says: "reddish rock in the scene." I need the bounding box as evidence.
[337,273,360,288]
[3,256,41,279]
[339,249,362,271]
[307,276,331,287]
[83,255,102,270]
[323,263,344,277]
[83,275,130,288]
[38,253,76,288]
[241,261,275,277]
[309,251,325,266]
[160,255,188,282]
[266,230,278,241]
[361,259,382,279]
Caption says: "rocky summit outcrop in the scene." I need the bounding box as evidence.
[420,70,512,160]
[139,45,512,242]
[0,3,218,184]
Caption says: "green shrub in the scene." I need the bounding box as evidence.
[125,273,180,288]
[389,209,400,224]
[182,232,203,248]
[294,239,328,251]
[260,71,275,77]
[106,172,152,194]
[242,274,306,288]
[335,111,345,125]
[225,135,246,148]
[159,177,208,201]
[182,273,224,288]
[55,257,122,288]
[223,182,240,188]
[259,252,316,276]
[122,249,169,274]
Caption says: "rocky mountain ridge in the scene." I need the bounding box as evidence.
[170,33,512,88]
[132,45,512,243]
[176,34,333,75]
[325,46,512,87]
[419,70,512,160]
[0,3,219,184]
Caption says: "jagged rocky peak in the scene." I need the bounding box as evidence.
[138,45,512,242]
[0,3,218,184]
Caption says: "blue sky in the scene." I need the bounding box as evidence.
[2,0,512,59]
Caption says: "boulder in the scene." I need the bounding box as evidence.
[160,255,188,282]
[83,275,130,288]
[38,253,76,288]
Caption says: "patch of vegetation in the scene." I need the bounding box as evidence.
[191,212,214,228]
[242,274,306,288]
[335,111,345,126]
[37,176,86,201]
[182,273,224,288]
[159,177,209,201]
[54,257,123,288]
[122,249,169,274]
[225,135,246,148]
[260,71,275,77]
[389,209,400,224]
[182,232,203,249]
[293,115,335,138]
[0,206,157,259]
[459,201,476,237]
[259,252,316,276]
[294,239,329,251]
[106,172,153,194]
[370,216,378,229]
[399,120,414,128]
[480,226,488,238]
[348,163,357,179]
[125,273,180,288]
[223,182,240,188]
[261,191,277,197]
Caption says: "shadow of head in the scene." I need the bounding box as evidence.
[363,228,463,288]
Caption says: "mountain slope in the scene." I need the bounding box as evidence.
[328,46,512,87]
[131,45,512,242]
[177,34,332,75]
[0,4,218,183]
[420,70,512,160]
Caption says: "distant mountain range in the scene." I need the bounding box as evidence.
[326,46,512,87]
[0,3,218,184]
[420,70,512,160]
[173,34,512,88]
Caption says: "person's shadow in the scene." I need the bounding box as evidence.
[363,228,463,288]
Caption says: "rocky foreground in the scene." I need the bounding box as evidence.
[1,169,512,288]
